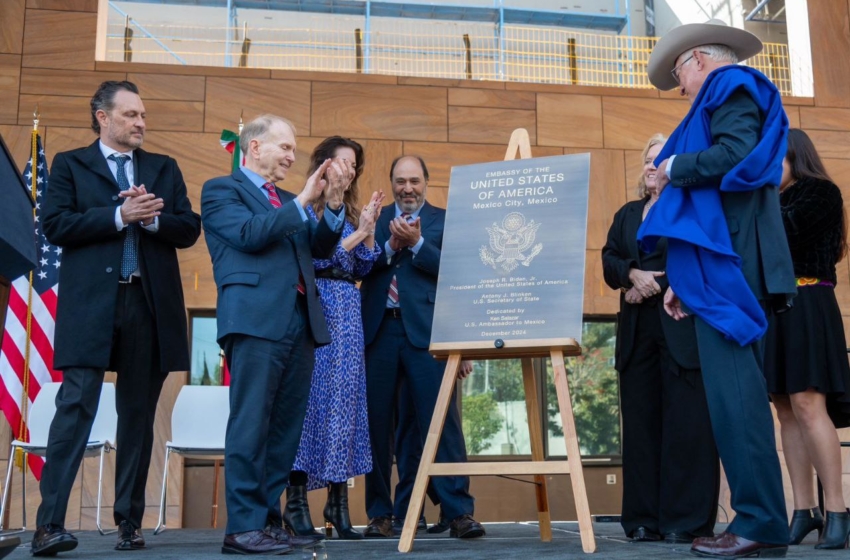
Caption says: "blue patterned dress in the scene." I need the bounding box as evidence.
[293,208,381,490]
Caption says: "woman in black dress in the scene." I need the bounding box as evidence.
[765,128,850,549]
[602,134,719,543]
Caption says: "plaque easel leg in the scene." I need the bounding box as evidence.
[550,349,596,553]
[398,352,462,553]
[521,358,552,542]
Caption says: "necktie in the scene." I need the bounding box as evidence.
[108,154,138,280]
[263,182,306,295]
[387,213,412,306]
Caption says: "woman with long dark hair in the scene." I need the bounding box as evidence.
[765,128,850,549]
[283,136,384,540]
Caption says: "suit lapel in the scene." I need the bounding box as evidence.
[232,168,272,210]
[134,149,164,193]
[626,202,642,265]
[378,204,394,241]
[78,141,118,188]
[417,201,437,233]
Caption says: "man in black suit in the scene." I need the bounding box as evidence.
[644,20,796,559]
[359,155,484,539]
[201,115,356,555]
[35,80,201,556]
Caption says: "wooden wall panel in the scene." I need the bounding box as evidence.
[0,0,26,55]
[448,88,535,110]
[27,0,98,10]
[537,93,603,149]
[808,131,850,160]
[785,106,800,130]
[448,106,536,145]
[583,249,619,315]
[623,149,643,202]
[311,82,447,142]
[564,149,626,251]
[403,141,562,188]
[0,55,22,125]
[129,74,205,102]
[20,68,125,97]
[800,107,850,131]
[21,9,97,71]
[809,0,850,108]
[0,125,36,170]
[143,100,205,132]
[42,126,96,167]
[602,97,689,150]
[204,77,311,136]
[18,95,90,128]
[352,138,404,201]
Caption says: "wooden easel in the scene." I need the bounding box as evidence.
[398,129,596,553]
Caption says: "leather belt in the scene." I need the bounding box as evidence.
[118,276,140,285]
[385,308,402,319]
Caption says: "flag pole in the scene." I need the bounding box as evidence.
[15,108,40,477]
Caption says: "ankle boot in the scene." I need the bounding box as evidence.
[283,485,323,538]
[814,509,850,549]
[323,482,363,540]
[789,507,824,545]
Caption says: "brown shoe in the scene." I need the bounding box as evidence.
[222,529,293,555]
[691,531,787,558]
[449,514,485,539]
[363,516,393,538]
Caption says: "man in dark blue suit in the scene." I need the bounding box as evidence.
[201,115,354,555]
[360,155,484,539]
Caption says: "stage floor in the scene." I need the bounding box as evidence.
[2,522,845,559]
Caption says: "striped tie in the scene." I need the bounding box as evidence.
[387,213,412,306]
[263,182,306,295]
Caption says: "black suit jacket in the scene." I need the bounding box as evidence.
[670,89,796,301]
[42,141,201,371]
[201,169,341,345]
[360,202,445,349]
[602,199,700,372]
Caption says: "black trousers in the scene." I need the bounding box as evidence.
[222,298,314,535]
[694,315,789,544]
[619,305,719,538]
[37,282,167,528]
[365,315,473,522]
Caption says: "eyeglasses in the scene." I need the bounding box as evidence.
[670,51,707,85]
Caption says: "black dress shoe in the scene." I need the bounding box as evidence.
[427,515,450,534]
[116,520,146,551]
[392,516,427,535]
[363,516,393,538]
[222,530,293,555]
[814,509,850,549]
[265,524,321,548]
[31,524,78,557]
[691,531,787,558]
[630,526,662,542]
[449,514,485,539]
[664,531,696,544]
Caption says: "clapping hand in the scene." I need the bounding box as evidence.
[357,191,385,236]
[388,216,421,250]
[324,157,356,210]
[297,159,332,209]
[118,183,163,226]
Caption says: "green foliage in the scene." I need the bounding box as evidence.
[461,392,502,455]
[547,322,620,455]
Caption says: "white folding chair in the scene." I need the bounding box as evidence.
[0,382,117,535]
[154,385,229,535]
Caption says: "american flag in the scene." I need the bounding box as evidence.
[0,134,61,480]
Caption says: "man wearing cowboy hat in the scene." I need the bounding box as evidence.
[638,19,796,559]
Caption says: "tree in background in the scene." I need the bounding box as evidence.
[461,392,502,454]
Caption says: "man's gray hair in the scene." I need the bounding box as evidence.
[239,114,296,154]
[695,44,739,64]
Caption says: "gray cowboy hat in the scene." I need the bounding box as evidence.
[647,19,763,91]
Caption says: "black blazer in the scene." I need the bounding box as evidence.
[669,89,796,302]
[360,202,445,349]
[43,141,201,371]
[602,199,700,372]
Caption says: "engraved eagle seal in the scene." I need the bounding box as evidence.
[479,212,543,274]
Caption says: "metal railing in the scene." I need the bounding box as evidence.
[104,12,794,95]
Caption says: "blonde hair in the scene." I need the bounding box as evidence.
[637,133,667,199]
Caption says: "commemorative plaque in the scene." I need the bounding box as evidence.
[430,153,591,353]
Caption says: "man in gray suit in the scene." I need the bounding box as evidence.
[641,20,796,559]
